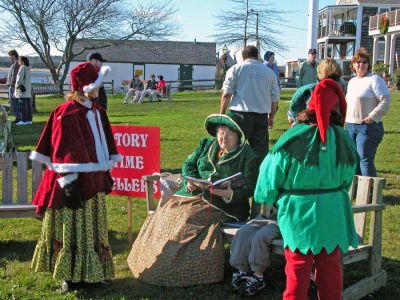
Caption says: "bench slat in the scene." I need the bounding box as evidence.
[17,152,28,203]
[0,204,37,218]
[32,160,43,198]
[1,153,13,203]
[353,176,373,243]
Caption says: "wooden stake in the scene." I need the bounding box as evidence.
[127,197,133,247]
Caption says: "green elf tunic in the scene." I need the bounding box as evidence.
[254,124,359,254]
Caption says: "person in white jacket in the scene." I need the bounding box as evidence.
[14,56,32,125]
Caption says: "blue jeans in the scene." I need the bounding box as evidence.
[18,98,32,122]
[346,122,384,177]
[8,86,21,122]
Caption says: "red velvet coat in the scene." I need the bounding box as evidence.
[30,99,121,215]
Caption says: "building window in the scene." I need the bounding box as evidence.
[327,45,333,58]
[377,40,385,61]
[378,8,389,14]
[319,44,325,59]
[346,42,354,59]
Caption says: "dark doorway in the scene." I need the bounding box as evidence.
[179,64,193,91]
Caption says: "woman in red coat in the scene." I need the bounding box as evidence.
[30,62,121,291]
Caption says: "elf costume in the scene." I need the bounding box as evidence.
[30,62,121,289]
[254,78,359,300]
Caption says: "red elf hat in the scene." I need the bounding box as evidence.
[70,62,99,92]
[307,78,347,144]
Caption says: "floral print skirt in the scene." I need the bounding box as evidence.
[31,193,114,283]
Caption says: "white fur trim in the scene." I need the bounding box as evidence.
[29,111,121,173]
[86,110,110,167]
[83,65,111,93]
[30,151,51,165]
[57,173,78,188]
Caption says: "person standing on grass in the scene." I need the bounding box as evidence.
[263,51,280,89]
[30,62,122,292]
[87,52,108,110]
[345,48,391,177]
[254,78,359,299]
[220,46,280,158]
[14,56,32,125]
[6,49,20,123]
[297,48,318,87]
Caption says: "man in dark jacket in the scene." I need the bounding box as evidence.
[6,49,20,120]
[123,75,144,104]
[87,52,108,110]
[136,74,157,104]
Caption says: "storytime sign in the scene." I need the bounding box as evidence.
[110,126,160,198]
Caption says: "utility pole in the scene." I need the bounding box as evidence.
[307,0,319,50]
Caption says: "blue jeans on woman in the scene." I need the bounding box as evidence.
[18,98,32,123]
[346,122,384,177]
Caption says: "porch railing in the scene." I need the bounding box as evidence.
[369,9,400,32]
[318,22,356,39]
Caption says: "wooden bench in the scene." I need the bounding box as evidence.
[143,174,387,299]
[0,152,43,218]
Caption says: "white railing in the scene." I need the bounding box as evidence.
[369,9,400,32]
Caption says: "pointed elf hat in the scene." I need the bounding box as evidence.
[307,78,347,144]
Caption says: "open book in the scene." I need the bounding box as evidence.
[186,172,245,190]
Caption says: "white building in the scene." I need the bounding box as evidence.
[317,0,400,76]
[286,0,400,79]
[369,6,400,75]
[70,39,217,93]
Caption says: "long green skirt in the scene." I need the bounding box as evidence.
[31,193,114,283]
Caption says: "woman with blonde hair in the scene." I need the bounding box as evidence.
[288,58,346,125]
[345,48,390,176]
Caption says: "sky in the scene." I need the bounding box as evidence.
[3,0,334,65]
[173,0,333,64]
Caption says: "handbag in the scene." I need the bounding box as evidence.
[17,67,27,92]
[18,85,26,93]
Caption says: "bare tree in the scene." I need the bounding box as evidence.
[213,0,290,54]
[0,0,180,94]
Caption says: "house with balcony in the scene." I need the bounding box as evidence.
[369,7,400,75]
[317,0,400,77]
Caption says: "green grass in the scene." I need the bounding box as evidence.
[0,90,399,299]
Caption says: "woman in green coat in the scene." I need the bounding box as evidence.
[127,112,259,287]
[254,78,359,300]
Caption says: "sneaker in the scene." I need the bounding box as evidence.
[231,271,249,291]
[15,121,27,125]
[61,281,70,293]
[238,274,266,296]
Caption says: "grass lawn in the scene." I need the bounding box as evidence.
[0,89,399,299]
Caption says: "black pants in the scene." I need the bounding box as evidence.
[98,87,107,110]
[230,111,269,157]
